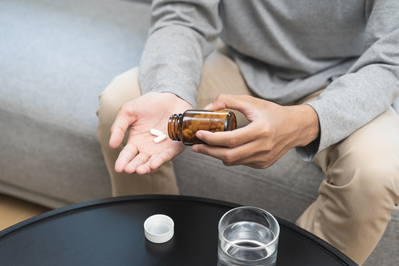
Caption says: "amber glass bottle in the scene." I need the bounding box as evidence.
[168,110,237,145]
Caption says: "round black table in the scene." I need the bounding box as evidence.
[0,195,357,265]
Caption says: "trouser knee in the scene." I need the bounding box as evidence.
[340,154,399,211]
[317,108,399,208]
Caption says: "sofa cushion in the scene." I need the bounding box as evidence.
[0,0,151,207]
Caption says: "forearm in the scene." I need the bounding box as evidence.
[139,26,205,108]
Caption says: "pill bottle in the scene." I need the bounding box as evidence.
[168,110,237,145]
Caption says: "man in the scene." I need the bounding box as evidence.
[97,1,399,264]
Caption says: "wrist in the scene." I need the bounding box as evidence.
[289,104,320,147]
[162,92,194,110]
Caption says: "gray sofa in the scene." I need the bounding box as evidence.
[1,0,398,265]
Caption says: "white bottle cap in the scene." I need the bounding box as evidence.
[144,214,174,244]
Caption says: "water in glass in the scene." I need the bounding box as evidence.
[218,221,277,266]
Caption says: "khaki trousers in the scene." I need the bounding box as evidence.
[97,51,399,265]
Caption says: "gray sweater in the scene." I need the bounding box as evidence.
[139,0,399,160]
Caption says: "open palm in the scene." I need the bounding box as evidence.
[109,92,192,175]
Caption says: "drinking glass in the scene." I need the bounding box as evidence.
[218,206,280,266]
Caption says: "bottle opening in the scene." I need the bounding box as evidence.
[168,114,182,141]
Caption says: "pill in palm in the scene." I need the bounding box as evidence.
[154,134,167,143]
[150,129,163,136]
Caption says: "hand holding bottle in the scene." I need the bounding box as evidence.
[192,94,320,169]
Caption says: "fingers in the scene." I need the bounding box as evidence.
[117,150,159,175]
[116,144,182,175]
[109,105,137,149]
[195,122,262,148]
[149,147,178,170]
[109,126,126,150]
[135,148,177,175]
[192,141,265,168]
[125,149,177,175]
[124,153,150,174]
[115,143,139,173]
[203,94,253,113]
[192,144,244,166]
[192,140,283,169]
[191,120,283,169]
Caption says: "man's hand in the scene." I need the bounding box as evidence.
[192,94,320,169]
[109,92,192,175]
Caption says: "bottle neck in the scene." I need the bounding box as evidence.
[168,114,182,141]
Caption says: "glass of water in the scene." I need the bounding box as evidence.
[218,206,280,266]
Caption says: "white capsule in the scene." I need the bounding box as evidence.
[150,129,164,136]
[154,134,167,144]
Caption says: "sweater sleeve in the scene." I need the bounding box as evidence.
[138,0,222,109]
[296,0,399,161]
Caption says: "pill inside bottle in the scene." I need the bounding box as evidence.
[168,110,237,145]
